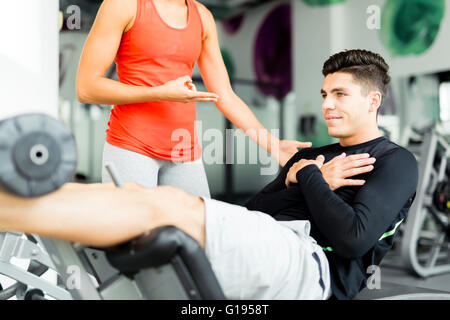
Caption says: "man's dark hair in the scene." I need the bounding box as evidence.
[322,49,391,106]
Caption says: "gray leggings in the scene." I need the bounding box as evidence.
[102,142,211,199]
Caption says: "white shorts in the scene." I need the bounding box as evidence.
[203,198,332,300]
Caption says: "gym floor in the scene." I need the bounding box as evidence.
[380,251,450,293]
[355,246,450,299]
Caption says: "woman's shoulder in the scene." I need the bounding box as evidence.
[192,0,214,38]
[192,1,214,22]
[100,0,136,14]
[192,0,209,13]
[98,0,136,32]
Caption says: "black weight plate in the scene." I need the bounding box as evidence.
[0,113,77,197]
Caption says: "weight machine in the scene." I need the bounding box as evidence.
[0,113,225,300]
[400,124,450,277]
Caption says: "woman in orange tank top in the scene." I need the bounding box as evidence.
[77,0,311,197]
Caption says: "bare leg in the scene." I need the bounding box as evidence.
[0,183,206,247]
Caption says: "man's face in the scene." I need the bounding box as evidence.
[320,72,374,140]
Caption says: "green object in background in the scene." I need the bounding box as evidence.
[221,48,235,80]
[302,0,345,6]
[380,0,445,56]
[426,96,440,123]
[309,120,337,148]
[297,117,336,148]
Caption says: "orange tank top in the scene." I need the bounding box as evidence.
[106,0,204,162]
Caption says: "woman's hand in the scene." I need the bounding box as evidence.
[273,140,312,167]
[159,76,219,103]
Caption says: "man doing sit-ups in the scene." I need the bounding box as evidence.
[0,49,418,300]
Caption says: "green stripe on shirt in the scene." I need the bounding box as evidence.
[379,219,404,241]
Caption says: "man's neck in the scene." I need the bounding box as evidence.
[339,127,382,147]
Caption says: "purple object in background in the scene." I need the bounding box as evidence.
[254,3,292,99]
[222,13,246,35]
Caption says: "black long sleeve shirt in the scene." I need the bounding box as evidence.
[245,137,418,300]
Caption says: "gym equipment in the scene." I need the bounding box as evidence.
[0,114,225,299]
[1,225,226,300]
[0,113,77,197]
[0,113,77,299]
[0,233,72,300]
[400,124,450,277]
[37,226,225,300]
[355,124,450,300]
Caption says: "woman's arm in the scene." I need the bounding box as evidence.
[76,0,218,106]
[196,3,310,166]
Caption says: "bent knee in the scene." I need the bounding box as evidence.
[154,185,192,204]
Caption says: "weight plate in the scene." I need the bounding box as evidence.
[0,113,77,197]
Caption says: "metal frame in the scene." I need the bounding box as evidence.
[401,129,450,277]
[0,232,72,300]
[1,232,201,300]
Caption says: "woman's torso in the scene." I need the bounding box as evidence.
[106,0,204,162]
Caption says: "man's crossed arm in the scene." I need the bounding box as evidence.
[293,149,417,259]
[285,152,376,190]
